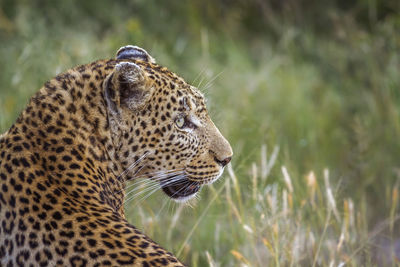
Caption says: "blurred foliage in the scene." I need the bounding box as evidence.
[0,0,400,265]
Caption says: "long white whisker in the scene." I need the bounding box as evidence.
[126,168,185,182]
[125,179,170,198]
[124,185,161,207]
[155,197,171,218]
[130,186,161,207]
[169,180,194,199]
[197,75,207,90]
[123,175,187,202]
[123,164,147,182]
[124,183,160,199]
[192,68,207,86]
[105,152,151,204]
[117,182,160,211]
[117,151,151,181]
[202,70,225,92]
[142,168,185,179]
[129,174,188,207]
[123,175,184,197]
[124,170,183,188]
[122,170,186,194]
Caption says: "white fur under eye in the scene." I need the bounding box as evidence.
[190,115,201,128]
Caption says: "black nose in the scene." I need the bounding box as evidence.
[214,156,232,167]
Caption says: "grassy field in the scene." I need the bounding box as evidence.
[1,1,400,266]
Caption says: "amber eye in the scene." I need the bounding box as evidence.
[175,117,185,128]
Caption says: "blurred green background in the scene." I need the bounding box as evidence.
[1,0,400,266]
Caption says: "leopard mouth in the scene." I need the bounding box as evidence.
[161,178,200,200]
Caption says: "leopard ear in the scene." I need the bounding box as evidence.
[116,45,156,63]
[104,62,154,113]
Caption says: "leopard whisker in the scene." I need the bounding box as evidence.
[192,68,207,87]
[122,170,186,194]
[123,173,185,196]
[117,181,161,210]
[196,74,207,91]
[154,176,193,219]
[124,184,165,207]
[117,151,152,181]
[126,170,182,187]
[123,175,188,205]
[117,173,186,210]
[155,195,172,218]
[168,180,193,199]
[124,175,187,200]
[124,183,161,200]
[130,175,189,208]
[201,69,225,93]
[144,168,185,178]
[123,180,158,196]
[129,186,161,208]
[105,153,152,201]
[126,168,185,182]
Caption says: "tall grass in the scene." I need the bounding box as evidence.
[125,145,399,266]
[1,2,399,266]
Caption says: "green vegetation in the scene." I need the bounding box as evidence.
[1,1,399,265]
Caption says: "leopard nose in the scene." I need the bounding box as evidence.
[214,156,232,167]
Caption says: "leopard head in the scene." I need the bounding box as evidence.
[104,45,232,202]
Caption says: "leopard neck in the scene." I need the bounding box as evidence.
[13,59,128,215]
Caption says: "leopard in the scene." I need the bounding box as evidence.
[0,45,233,266]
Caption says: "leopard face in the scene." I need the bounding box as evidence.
[106,46,233,201]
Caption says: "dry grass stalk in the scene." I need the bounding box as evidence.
[390,186,398,233]
[306,171,317,207]
[252,163,258,202]
[281,166,294,193]
[205,251,216,267]
[231,250,251,266]
[324,169,340,222]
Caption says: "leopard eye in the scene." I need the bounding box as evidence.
[175,117,185,128]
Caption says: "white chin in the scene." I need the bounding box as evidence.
[173,192,198,203]
[172,169,225,202]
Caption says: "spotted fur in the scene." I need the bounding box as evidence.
[0,46,232,266]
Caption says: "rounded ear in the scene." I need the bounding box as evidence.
[116,45,156,63]
[104,62,154,113]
